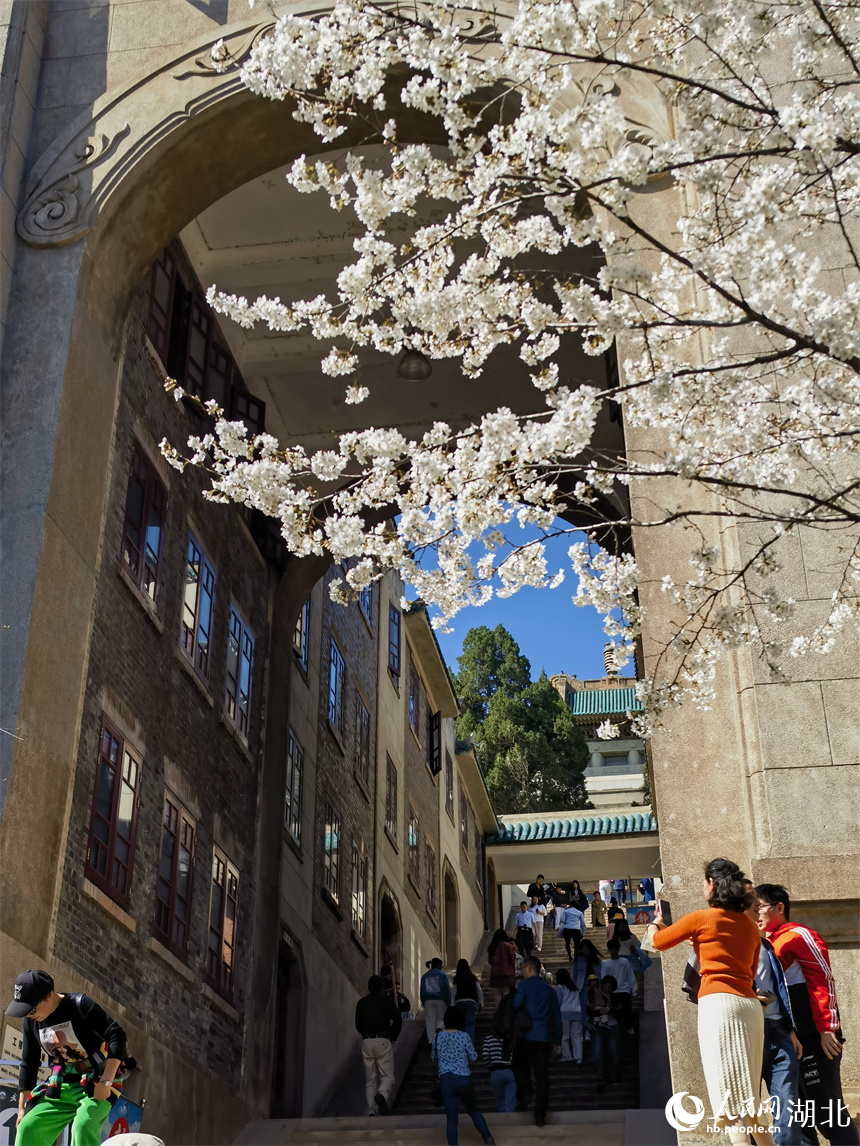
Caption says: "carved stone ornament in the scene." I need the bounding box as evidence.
[15,16,282,248]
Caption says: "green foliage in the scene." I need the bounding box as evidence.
[453,624,531,739]
[641,761,652,808]
[453,626,590,815]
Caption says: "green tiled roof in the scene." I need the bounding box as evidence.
[568,687,641,717]
[488,812,656,844]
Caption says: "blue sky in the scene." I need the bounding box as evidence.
[413,529,612,683]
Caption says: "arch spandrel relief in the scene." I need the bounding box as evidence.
[17,2,674,251]
[15,15,279,248]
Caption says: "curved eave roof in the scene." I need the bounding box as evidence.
[487,813,657,844]
[569,688,641,717]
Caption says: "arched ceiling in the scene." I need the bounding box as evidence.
[179,146,625,463]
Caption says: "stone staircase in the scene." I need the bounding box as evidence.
[235,1108,676,1144]
[392,923,644,1117]
[234,923,675,1144]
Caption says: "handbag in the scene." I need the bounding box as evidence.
[430,1031,443,1107]
[630,945,652,973]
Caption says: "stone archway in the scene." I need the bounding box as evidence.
[1,13,713,1130]
[379,884,402,992]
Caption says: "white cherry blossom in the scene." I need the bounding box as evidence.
[166,0,860,734]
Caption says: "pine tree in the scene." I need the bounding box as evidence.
[453,628,590,815]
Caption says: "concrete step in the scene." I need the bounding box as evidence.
[236,1110,637,1144]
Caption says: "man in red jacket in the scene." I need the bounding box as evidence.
[757,885,859,1146]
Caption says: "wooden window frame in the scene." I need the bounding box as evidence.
[323,802,341,903]
[424,837,437,918]
[293,597,310,673]
[146,247,177,362]
[285,729,303,848]
[153,795,195,960]
[121,441,166,604]
[359,584,372,624]
[427,711,442,776]
[85,717,141,910]
[205,848,240,1001]
[385,755,398,844]
[225,604,254,741]
[181,531,216,681]
[407,806,420,885]
[388,605,401,685]
[328,638,346,735]
[355,695,371,789]
[460,781,470,854]
[445,750,454,818]
[146,247,265,433]
[351,841,368,940]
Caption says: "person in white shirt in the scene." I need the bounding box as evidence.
[514,901,535,957]
[555,968,585,1064]
[530,896,548,952]
[598,940,636,1033]
[598,879,613,906]
[556,902,585,961]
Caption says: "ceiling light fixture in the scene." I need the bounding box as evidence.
[397,349,432,380]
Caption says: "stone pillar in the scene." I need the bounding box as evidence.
[590,750,604,770]
[627,748,641,769]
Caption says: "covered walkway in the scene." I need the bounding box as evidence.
[486,811,659,887]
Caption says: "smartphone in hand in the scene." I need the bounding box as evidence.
[658,898,673,926]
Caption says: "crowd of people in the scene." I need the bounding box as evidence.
[650,861,858,1146]
[354,866,856,1146]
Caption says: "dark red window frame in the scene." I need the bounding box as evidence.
[146,247,177,362]
[206,850,239,1001]
[153,796,195,959]
[445,750,455,817]
[145,246,266,432]
[85,718,141,910]
[407,806,420,884]
[388,605,401,684]
[225,605,254,740]
[385,754,398,843]
[181,532,216,680]
[427,711,442,775]
[121,441,166,603]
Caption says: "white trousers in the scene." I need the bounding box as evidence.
[600,884,612,905]
[561,1018,583,1062]
[424,998,447,1044]
[534,918,544,949]
[362,1037,395,1112]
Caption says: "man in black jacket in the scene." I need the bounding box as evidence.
[6,969,127,1145]
[355,975,402,1116]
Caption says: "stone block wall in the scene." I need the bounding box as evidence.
[0,1,46,341]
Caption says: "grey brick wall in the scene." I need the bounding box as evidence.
[54,284,270,1088]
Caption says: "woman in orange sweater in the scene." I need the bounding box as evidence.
[648,858,774,1146]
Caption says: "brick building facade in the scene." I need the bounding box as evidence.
[276,571,495,1117]
[53,280,271,1091]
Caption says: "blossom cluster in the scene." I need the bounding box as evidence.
[172,0,860,734]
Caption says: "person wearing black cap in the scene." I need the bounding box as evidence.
[7,969,127,1145]
[355,975,402,1115]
